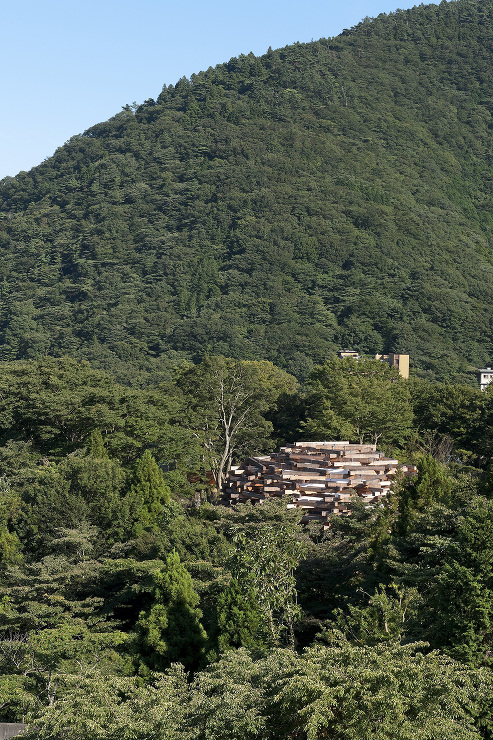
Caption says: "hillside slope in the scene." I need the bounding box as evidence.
[1,0,493,383]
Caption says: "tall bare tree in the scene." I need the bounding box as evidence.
[175,356,297,489]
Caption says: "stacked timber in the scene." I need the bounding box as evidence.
[222,441,417,523]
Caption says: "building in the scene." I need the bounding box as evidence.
[479,367,493,391]
[336,350,410,378]
[222,441,416,524]
[375,353,409,379]
[0,725,26,739]
[337,349,360,360]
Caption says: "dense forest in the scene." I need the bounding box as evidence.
[3,0,493,383]
[3,0,493,736]
[0,354,488,737]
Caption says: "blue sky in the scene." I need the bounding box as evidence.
[0,0,424,180]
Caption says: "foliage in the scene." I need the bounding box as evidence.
[398,496,493,669]
[21,641,490,739]
[302,358,413,447]
[265,639,485,740]
[210,578,266,656]
[333,583,421,645]
[21,667,190,740]
[3,2,493,732]
[410,380,486,464]
[135,549,207,672]
[396,454,453,535]
[175,356,297,487]
[227,511,306,647]
[0,357,188,463]
[125,450,171,536]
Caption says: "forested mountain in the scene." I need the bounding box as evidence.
[5,3,493,734]
[2,0,493,383]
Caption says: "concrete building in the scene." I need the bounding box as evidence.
[337,349,360,359]
[479,367,493,391]
[375,352,410,379]
[0,725,25,739]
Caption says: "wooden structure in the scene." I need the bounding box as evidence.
[222,441,417,522]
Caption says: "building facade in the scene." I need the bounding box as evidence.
[479,367,493,391]
[375,352,410,379]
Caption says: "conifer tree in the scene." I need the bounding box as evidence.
[0,477,22,566]
[135,549,207,672]
[60,434,125,540]
[86,429,109,459]
[397,455,452,535]
[126,450,171,536]
[211,578,267,657]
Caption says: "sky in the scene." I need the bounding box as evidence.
[0,0,423,180]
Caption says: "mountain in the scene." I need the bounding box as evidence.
[2,0,493,384]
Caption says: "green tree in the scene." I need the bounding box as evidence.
[175,357,297,489]
[125,450,171,537]
[47,522,99,563]
[396,454,452,536]
[0,477,22,566]
[59,453,126,540]
[14,464,89,559]
[303,357,413,448]
[417,497,493,668]
[135,549,207,672]
[86,429,109,459]
[410,380,485,465]
[0,358,186,463]
[15,641,493,739]
[266,639,487,740]
[21,667,189,740]
[183,640,488,740]
[0,614,128,720]
[228,519,306,648]
[209,578,266,658]
[183,649,268,740]
[334,583,421,646]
